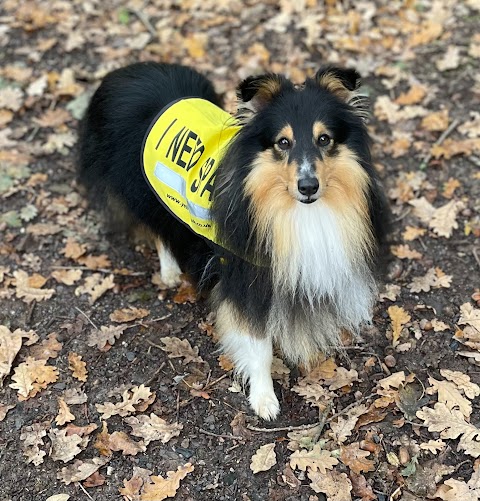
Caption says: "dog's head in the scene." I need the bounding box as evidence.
[235,67,371,214]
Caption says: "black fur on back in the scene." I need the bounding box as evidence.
[78,62,222,283]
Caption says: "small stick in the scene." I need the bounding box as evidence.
[128,7,157,39]
[51,265,146,276]
[74,306,98,330]
[247,421,324,433]
[326,394,375,423]
[144,362,166,386]
[473,247,480,270]
[77,482,94,500]
[199,428,244,441]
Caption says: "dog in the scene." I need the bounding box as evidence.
[78,61,389,420]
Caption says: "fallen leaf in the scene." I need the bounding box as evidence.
[409,21,443,47]
[403,226,427,241]
[124,413,182,445]
[62,238,87,260]
[395,84,427,105]
[94,422,146,456]
[378,371,407,390]
[49,428,87,462]
[160,336,204,365]
[324,367,359,391]
[436,46,461,71]
[83,471,105,488]
[417,403,480,457]
[419,439,446,454]
[421,109,449,132]
[308,469,353,501]
[409,267,452,293]
[140,463,194,501]
[0,326,27,384]
[350,471,376,501]
[340,442,375,474]
[172,279,197,304]
[56,397,75,426]
[13,270,55,303]
[119,467,153,500]
[9,357,59,399]
[68,352,88,382]
[250,442,277,473]
[74,273,115,304]
[441,369,480,399]
[45,495,70,501]
[57,457,110,485]
[290,443,339,473]
[20,421,49,465]
[29,332,62,361]
[230,412,252,441]
[77,254,112,270]
[329,405,368,444]
[442,178,461,199]
[109,307,149,323]
[87,324,130,350]
[388,306,411,345]
[391,244,422,260]
[96,385,155,419]
[51,269,83,285]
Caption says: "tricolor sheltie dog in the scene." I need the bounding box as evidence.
[78,62,389,420]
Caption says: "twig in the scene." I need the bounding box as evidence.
[144,362,166,386]
[50,265,146,276]
[77,482,94,500]
[204,373,230,390]
[326,394,376,423]
[473,247,480,270]
[198,428,244,441]
[421,118,460,167]
[128,7,157,38]
[247,421,324,433]
[74,306,98,330]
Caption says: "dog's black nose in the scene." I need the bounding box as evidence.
[298,177,319,196]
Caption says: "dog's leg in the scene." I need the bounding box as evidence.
[221,329,280,420]
[154,237,182,288]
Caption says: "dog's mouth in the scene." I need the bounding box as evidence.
[296,194,320,204]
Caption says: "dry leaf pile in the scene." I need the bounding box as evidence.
[1,0,479,499]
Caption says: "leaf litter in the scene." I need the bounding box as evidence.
[0,0,479,499]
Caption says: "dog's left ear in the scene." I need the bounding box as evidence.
[315,67,361,102]
[236,74,286,122]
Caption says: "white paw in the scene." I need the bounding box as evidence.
[160,267,182,288]
[249,388,280,421]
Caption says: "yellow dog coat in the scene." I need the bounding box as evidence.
[142,98,240,244]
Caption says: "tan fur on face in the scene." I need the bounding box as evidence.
[245,144,374,265]
[275,125,294,144]
[312,121,332,142]
[244,150,297,258]
[319,145,374,261]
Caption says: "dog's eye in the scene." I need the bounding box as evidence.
[276,137,292,150]
[318,134,331,147]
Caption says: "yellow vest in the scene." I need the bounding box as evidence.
[142,98,241,244]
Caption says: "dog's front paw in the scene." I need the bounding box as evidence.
[160,267,182,288]
[249,388,280,421]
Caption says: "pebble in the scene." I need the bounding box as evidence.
[126,351,136,361]
[384,355,396,368]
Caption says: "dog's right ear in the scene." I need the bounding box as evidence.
[236,74,286,123]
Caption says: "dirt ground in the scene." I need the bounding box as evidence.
[1,1,480,500]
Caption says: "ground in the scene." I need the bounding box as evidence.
[1,1,480,500]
